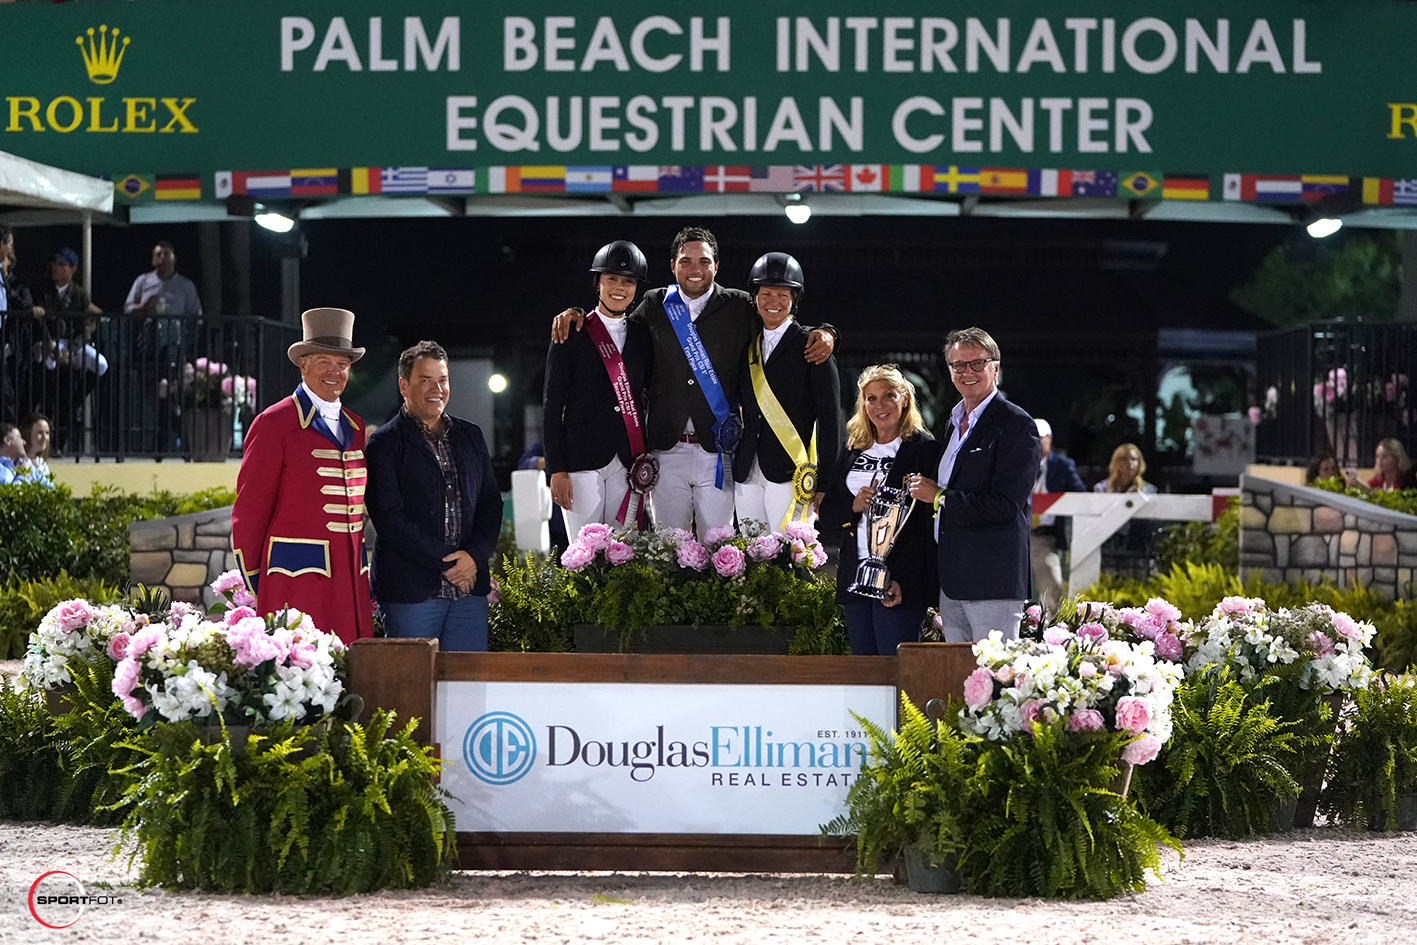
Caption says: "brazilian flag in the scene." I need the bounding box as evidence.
[1118,170,1163,200]
[113,173,154,201]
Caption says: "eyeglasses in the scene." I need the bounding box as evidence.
[947,358,997,374]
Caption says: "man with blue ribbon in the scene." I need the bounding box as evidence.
[553,227,837,537]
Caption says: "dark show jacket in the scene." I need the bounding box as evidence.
[364,410,504,603]
[936,394,1041,602]
[1039,450,1087,550]
[628,285,837,454]
[733,320,841,490]
[819,431,943,609]
[542,314,653,474]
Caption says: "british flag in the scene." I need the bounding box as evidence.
[792,165,848,192]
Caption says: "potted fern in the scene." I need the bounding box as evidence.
[1321,672,1417,831]
[823,694,973,893]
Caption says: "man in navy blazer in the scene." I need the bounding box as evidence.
[909,327,1040,643]
[365,341,504,651]
[1032,418,1087,609]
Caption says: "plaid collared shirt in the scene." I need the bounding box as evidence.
[407,408,465,599]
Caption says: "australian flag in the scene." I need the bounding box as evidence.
[1071,171,1118,197]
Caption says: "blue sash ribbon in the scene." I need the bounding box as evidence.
[662,286,736,489]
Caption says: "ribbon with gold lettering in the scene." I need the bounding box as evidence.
[748,333,817,529]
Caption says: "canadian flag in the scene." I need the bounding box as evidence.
[846,165,885,192]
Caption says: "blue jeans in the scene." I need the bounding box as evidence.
[382,595,489,652]
[842,597,924,656]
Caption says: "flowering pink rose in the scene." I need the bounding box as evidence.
[1309,631,1335,655]
[210,570,246,595]
[994,665,1014,684]
[1217,596,1255,616]
[963,667,995,710]
[208,360,226,376]
[676,540,710,571]
[53,599,95,633]
[1331,612,1362,642]
[1020,699,1044,733]
[288,641,316,669]
[1121,733,1163,766]
[703,525,736,546]
[783,521,818,543]
[1024,605,1042,628]
[712,544,746,578]
[224,605,257,626]
[1077,622,1109,645]
[1154,631,1183,662]
[576,523,614,551]
[560,541,596,571]
[605,541,635,566]
[1144,597,1182,625]
[1114,696,1151,734]
[107,632,132,661]
[1043,626,1072,646]
[487,574,501,605]
[747,534,782,561]
[1067,708,1105,733]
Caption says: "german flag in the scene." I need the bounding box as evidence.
[154,173,201,200]
[339,167,383,195]
[1162,174,1209,200]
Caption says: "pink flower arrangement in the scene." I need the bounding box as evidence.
[224,605,257,626]
[747,534,782,561]
[1042,626,1072,646]
[676,540,710,571]
[1154,631,1183,662]
[232,585,257,608]
[605,541,635,565]
[1121,733,1162,766]
[210,571,246,595]
[703,525,736,546]
[783,521,818,543]
[1076,622,1109,645]
[712,544,746,578]
[964,667,995,710]
[576,523,614,551]
[560,541,596,571]
[1067,708,1105,732]
[227,615,288,668]
[487,574,501,604]
[54,600,95,633]
[1114,696,1151,734]
[1216,596,1259,616]
[1332,611,1362,642]
[1020,699,1045,733]
[1024,605,1042,629]
[1309,630,1336,655]
[107,631,132,661]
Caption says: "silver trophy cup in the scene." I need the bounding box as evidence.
[848,484,918,599]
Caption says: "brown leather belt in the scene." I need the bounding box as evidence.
[678,434,700,444]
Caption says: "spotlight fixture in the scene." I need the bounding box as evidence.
[1306,217,1342,238]
[488,373,508,393]
[254,210,296,233]
[777,192,812,224]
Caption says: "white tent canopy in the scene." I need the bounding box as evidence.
[0,149,113,293]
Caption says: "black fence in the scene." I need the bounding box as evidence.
[0,312,301,460]
[1256,322,1417,468]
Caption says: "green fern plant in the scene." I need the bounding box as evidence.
[1135,665,1301,838]
[47,660,143,825]
[1321,671,1417,830]
[822,695,973,877]
[958,721,1180,899]
[112,709,455,894]
[0,683,63,821]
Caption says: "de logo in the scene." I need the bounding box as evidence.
[464,712,537,785]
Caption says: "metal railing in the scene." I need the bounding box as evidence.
[1256,322,1417,467]
[0,312,300,460]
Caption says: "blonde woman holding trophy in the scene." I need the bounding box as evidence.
[818,365,942,656]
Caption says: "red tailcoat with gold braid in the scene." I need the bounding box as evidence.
[231,386,373,643]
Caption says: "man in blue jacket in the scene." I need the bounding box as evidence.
[365,341,504,650]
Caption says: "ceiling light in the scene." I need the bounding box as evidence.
[488,373,508,393]
[784,203,812,224]
[255,211,296,233]
[1306,217,1342,238]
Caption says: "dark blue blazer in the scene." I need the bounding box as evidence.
[365,410,504,603]
[1040,451,1087,549]
[937,394,1041,601]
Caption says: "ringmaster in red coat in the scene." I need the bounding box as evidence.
[232,307,374,643]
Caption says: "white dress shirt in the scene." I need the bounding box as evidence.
[595,307,629,351]
[935,389,998,537]
[761,318,792,361]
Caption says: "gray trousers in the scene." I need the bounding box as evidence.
[938,592,1025,644]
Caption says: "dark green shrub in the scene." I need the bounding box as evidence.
[0,571,123,659]
[1154,503,1238,574]
[1321,672,1417,830]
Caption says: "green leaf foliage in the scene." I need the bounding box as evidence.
[1230,232,1402,328]
[111,709,455,894]
[1321,671,1417,831]
[1134,666,1301,838]
[959,720,1180,900]
[1154,504,1238,575]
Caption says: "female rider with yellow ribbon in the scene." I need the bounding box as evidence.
[732,253,840,532]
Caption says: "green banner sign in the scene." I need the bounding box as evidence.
[3,0,1415,204]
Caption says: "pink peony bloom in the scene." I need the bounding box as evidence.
[783,521,818,543]
[747,534,782,561]
[220,376,235,395]
[1118,608,1145,628]
[127,625,163,659]
[1067,708,1105,732]
[1309,631,1335,655]
[1114,696,1151,734]
[1043,626,1073,646]
[488,574,500,605]
[703,525,736,546]
[53,599,95,633]
[210,570,246,595]
[994,665,1014,684]
[111,656,141,699]
[107,632,132,661]
[1217,596,1255,616]
[1024,605,1042,628]
[560,541,596,571]
[226,616,283,667]
[1020,699,1044,733]
[169,600,195,621]
[1144,597,1182,625]
[605,541,635,566]
[1077,622,1109,645]
[809,544,828,568]
[194,357,208,371]
[1154,631,1183,662]
[963,668,995,710]
[712,544,746,578]
[1121,733,1163,766]
[224,605,257,626]
[1078,661,1098,678]
[288,641,316,669]
[1331,612,1362,642]
[676,540,710,571]
[576,523,614,551]
[233,585,256,608]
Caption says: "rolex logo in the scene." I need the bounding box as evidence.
[76,25,130,85]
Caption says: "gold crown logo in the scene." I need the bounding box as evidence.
[76,25,130,85]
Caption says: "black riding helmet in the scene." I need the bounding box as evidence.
[747,252,805,313]
[590,240,649,282]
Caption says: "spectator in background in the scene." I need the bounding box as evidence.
[17,412,53,485]
[123,242,201,315]
[0,225,36,316]
[0,424,26,485]
[1306,452,1341,485]
[37,248,100,315]
[1031,418,1086,610]
[1094,443,1156,495]
[1,225,39,424]
[1346,438,1415,492]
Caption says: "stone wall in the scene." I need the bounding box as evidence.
[128,506,235,607]
[1240,476,1417,599]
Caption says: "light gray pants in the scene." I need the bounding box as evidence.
[938,592,1025,644]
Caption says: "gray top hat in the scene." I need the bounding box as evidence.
[287,307,366,365]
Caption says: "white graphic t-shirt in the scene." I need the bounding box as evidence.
[845,437,902,561]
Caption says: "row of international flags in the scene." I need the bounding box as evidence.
[110,167,1417,206]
